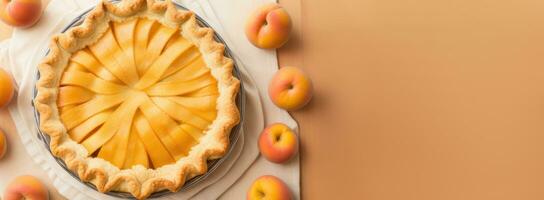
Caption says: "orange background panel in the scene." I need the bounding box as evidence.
[281,0,544,199]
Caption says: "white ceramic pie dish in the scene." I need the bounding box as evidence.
[31,1,245,198]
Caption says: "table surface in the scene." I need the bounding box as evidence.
[3,0,544,200]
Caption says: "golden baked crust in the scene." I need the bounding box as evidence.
[34,0,240,199]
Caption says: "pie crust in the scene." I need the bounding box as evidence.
[34,0,240,199]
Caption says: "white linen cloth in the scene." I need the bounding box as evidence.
[0,0,300,199]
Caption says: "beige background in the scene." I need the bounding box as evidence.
[2,0,544,199]
[281,0,544,199]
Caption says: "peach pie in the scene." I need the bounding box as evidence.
[34,0,240,199]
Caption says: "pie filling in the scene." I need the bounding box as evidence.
[57,17,219,169]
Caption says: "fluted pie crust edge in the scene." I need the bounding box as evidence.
[34,0,240,199]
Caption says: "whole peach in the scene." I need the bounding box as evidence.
[268,66,312,111]
[0,68,14,108]
[258,123,298,163]
[245,3,292,49]
[0,0,42,28]
[247,175,292,200]
[3,175,49,200]
[0,129,6,159]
